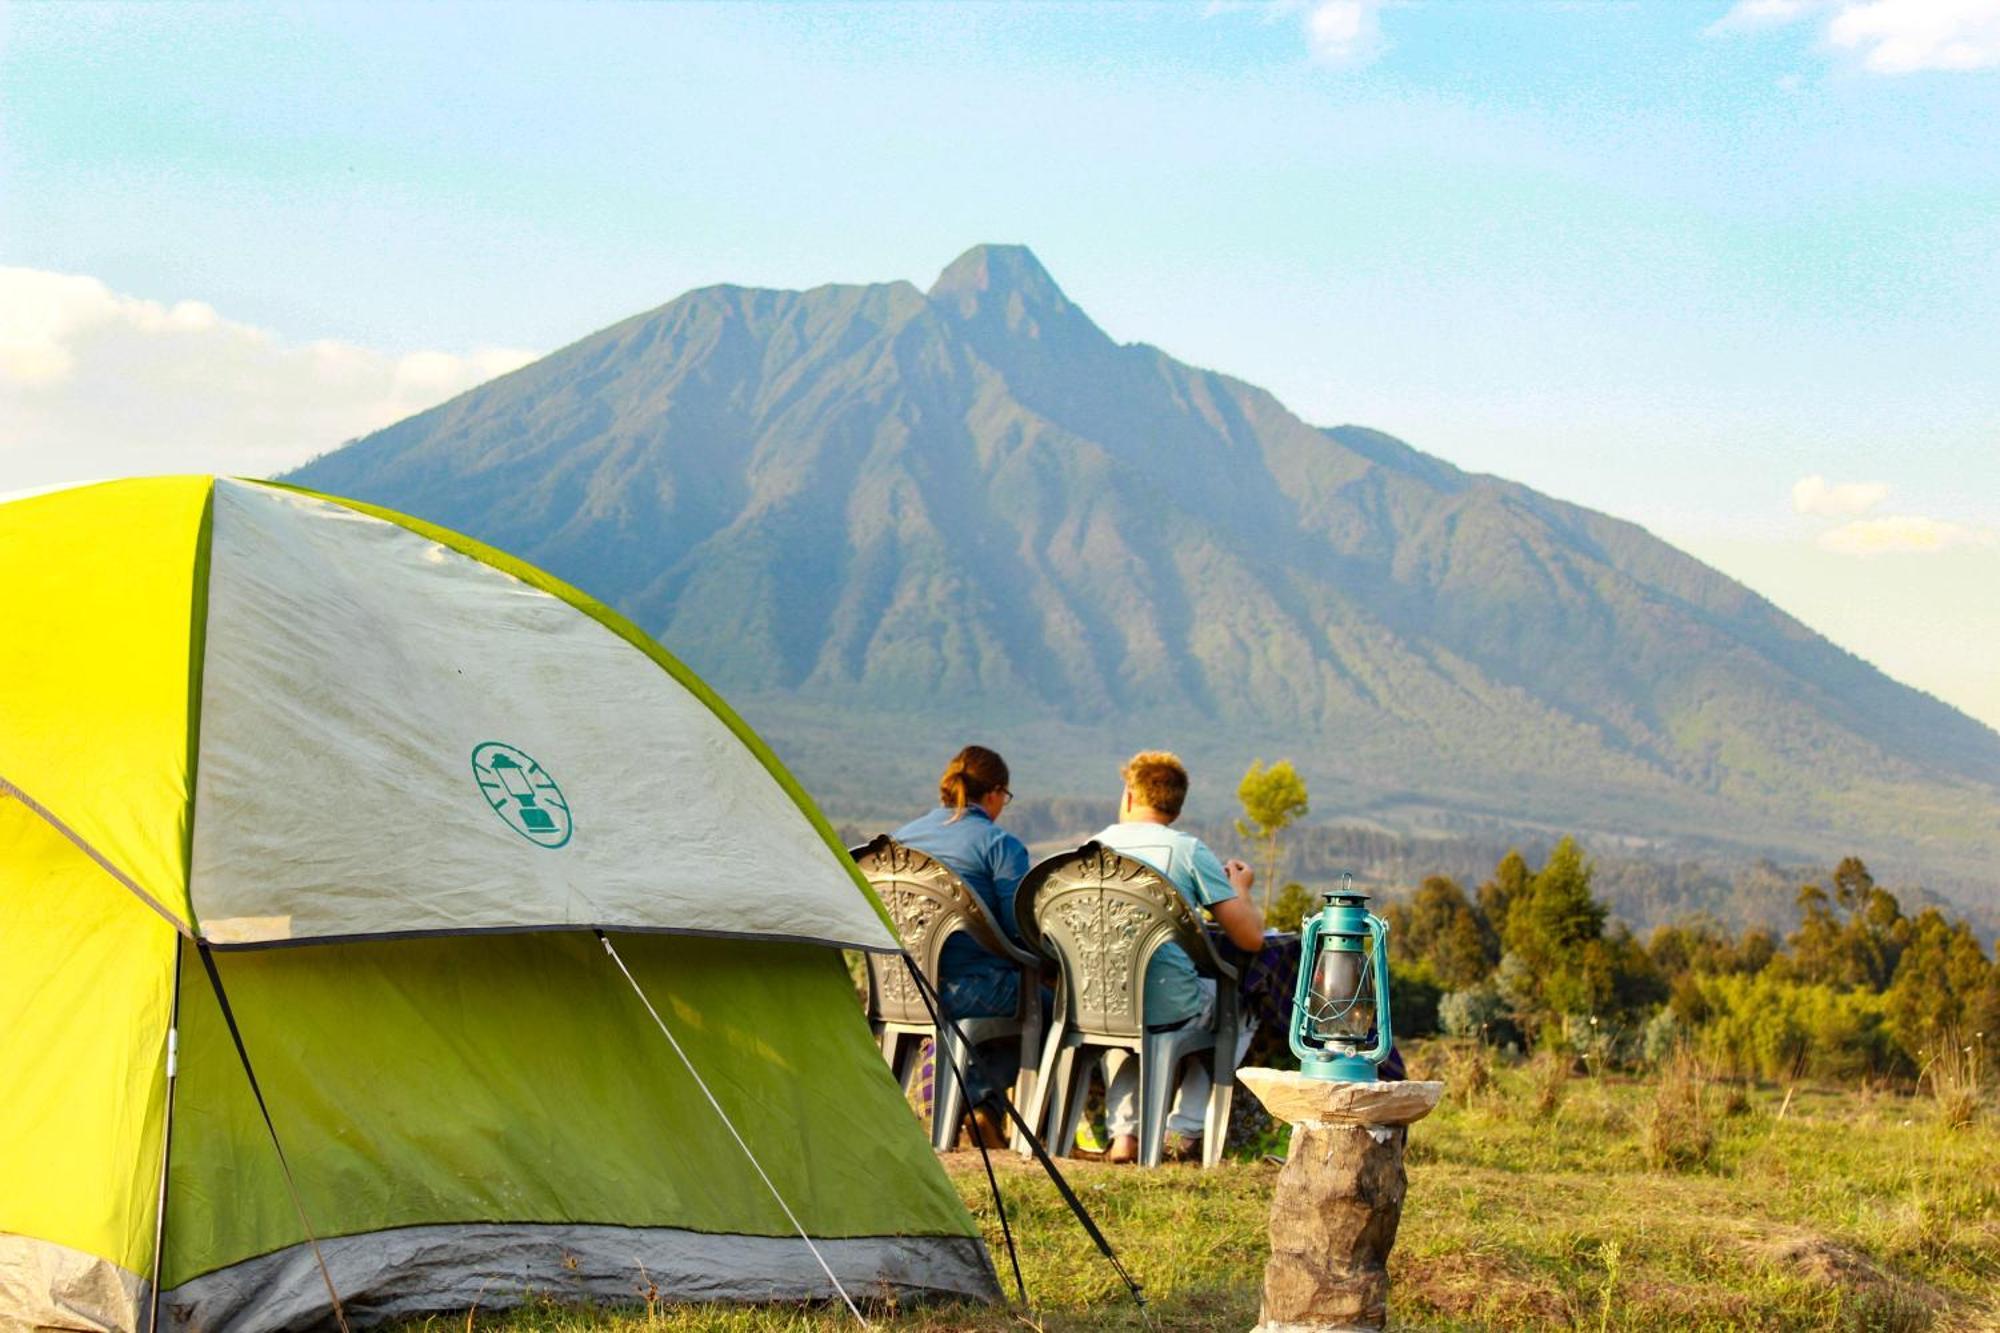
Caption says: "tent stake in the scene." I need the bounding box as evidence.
[195,943,352,1333]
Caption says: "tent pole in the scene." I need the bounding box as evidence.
[146,934,183,1333]
[899,953,1026,1305]
[899,953,1150,1321]
[194,942,352,1333]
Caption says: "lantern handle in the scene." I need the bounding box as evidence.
[1364,910,1394,1065]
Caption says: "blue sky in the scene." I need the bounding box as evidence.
[3,0,1997,725]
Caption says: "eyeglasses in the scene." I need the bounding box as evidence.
[998,788,1014,806]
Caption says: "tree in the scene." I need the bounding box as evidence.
[1477,849,1533,941]
[1501,836,1613,1032]
[1235,759,1309,913]
[1783,859,1908,993]
[1885,908,2000,1063]
[1267,881,1316,934]
[1389,875,1498,990]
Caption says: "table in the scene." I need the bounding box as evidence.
[905,930,1397,1152]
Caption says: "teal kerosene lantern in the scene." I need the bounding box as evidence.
[1290,879,1394,1081]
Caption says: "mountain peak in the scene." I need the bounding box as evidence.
[927,243,1107,353]
[929,243,1068,308]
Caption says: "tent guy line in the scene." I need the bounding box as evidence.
[2,475,997,1330]
[596,929,870,1327]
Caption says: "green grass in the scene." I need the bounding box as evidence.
[402,1049,1999,1332]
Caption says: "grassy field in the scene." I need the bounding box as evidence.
[407,1047,1998,1332]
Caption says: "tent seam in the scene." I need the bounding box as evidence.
[179,480,216,935]
[196,920,904,954]
[0,773,191,935]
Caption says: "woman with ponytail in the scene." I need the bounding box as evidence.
[891,745,1033,1021]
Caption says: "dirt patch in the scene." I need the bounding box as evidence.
[1391,1247,1569,1324]
[1742,1229,1957,1329]
[1760,1233,1888,1286]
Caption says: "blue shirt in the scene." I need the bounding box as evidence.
[1091,821,1237,1027]
[891,806,1032,1018]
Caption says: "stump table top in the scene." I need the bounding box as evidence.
[1237,1068,1444,1127]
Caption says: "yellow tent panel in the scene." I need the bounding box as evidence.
[0,791,177,1279]
[0,477,210,929]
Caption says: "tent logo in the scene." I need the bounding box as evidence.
[471,742,573,849]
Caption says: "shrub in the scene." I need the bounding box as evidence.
[1439,1040,1493,1105]
[1529,1049,1571,1121]
[1921,1029,1983,1130]
[1267,881,1316,934]
[1642,1008,1685,1065]
[1641,1047,1716,1171]
[1391,961,1445,1038]
[1440,981,1511,1043]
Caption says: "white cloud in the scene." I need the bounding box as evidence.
[1706,0,2000,74]
[0,268,537,489]
[1303,1,1386,65]
[1207,0,1387,66]
[1793,473,1889,517]
[1828,0,2000,74]
[1818,514,1996,553]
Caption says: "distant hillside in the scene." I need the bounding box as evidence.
[288,244,2000,915]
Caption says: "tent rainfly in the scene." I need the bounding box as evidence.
[0,476,998,1332]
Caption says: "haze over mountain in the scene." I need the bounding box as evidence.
[289,245,2000,912]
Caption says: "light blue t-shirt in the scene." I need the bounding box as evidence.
[1091,821,1236,1027]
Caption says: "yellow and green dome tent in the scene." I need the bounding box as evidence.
[0,476,996,1331]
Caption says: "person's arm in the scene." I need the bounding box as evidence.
[1193,843,1265,950]
[991,832,1032,946]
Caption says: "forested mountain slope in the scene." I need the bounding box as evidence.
[289,245,2000,909]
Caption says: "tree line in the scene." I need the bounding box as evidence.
[1371,839,1998,1084]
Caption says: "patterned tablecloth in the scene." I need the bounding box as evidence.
[1227,929,1307,1070]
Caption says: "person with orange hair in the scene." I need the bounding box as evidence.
[1091,749,1263,1163]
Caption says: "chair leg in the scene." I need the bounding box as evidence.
[1046,1046,1087,1158]
[1019,1019,1066,1158]
[1203,1074,1234,1169]
[1138,1036,1179,1168]
[932,1028,972,1151]
[1010,995,1043,1151]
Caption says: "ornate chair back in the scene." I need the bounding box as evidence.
[851,835,1033,1027]
[1015,841,1238,1040]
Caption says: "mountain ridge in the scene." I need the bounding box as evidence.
[288,244,2000,911]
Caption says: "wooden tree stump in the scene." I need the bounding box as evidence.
[1237,1069,1444,1333]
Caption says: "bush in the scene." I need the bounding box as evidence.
[1922,1029,1984,1130]
[1440,980,1512,1044]
[1443,1040,1493,1104]
[1640,1047,1716,1171]
[1391,961,1445,1038]
[1642,1008,1685,1065]
[1691,974,1898,1082]
[1267,881,1315,934]
[1529,1049,1571,1120]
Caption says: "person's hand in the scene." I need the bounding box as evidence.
[1224,858,1254,894]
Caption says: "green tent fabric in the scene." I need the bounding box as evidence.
[0,477,996,1331]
